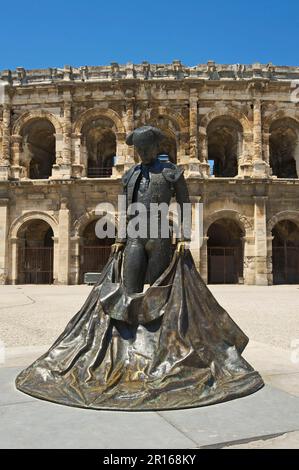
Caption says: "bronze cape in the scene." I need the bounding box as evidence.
[16,250,264,411]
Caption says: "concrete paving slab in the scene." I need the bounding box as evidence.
[0,401,195,449]
[0,366,35,406]
[243,341,299,376]
[0,367,195,449]
[225,431,299,449]
[159,386,299,447]
[263,373,299,397]
[1,367,299,449]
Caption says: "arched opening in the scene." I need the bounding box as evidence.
[272,220,299,284]
[21,119,56,179]
[80,219,115,283]
[269,118,299,178]
[82,117,116,178]
[17,220,54,284]
[207,117,242,177]
[157,133,177,163]
[207,218,244,284]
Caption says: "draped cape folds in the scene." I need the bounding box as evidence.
[15,250,264,411]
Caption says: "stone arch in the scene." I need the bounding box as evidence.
[201,108,251,134]
[73,108,125,177]
[10,211,59,239]
[73,108,125,135]
[73,209,117,238]
[143,106,187,133]
[263,112,299,134]
[9,212,58,285]
[204,209,251,236]
[267,210,299,236]
[201,109,249,177]
[139,106,188,161]
[12,110,63,136]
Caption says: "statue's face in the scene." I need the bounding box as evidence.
[136,142,158,165]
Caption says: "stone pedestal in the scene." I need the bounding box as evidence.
[50,163,72,179]
[71,164,84,179]
[179,158,210,178]
[10,165,23,180]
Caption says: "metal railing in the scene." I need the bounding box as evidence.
[19,247,54,284]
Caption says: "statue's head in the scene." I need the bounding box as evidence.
[126,126,164,164]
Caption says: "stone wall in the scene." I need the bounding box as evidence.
[0,61,299,285]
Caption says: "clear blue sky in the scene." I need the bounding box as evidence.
[0,0,298,70]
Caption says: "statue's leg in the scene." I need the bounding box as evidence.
[123,239,148,294]
[146,238,172,285]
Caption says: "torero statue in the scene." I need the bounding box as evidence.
[15,125,264,412]
[112,125,191,294]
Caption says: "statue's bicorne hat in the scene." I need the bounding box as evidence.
[126,125,164,147]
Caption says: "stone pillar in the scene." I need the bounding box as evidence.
[10,134,23,179]
[0,199,9,284]
[57,200,70,284]
[183,90,209,177]
[61,100,72,177]
[198,126,210,178]
[113,95,135,177]
[200,236,209,283]
[266,235,274,285]
[262,131,271,171]
[189,92,198,161]
[252,100,269,177]
[177,131,189,164]
[254,196,269,285]
[112,131,127,178]
[0,105,11,180]
[52,236,59,284]
[10,237,19,285]
[71,133,84,178]
[71,235,81,284]
[238,131,253,177]
[125,97,135,167]
[189,197,202,271]
[242,234,255,284]
[51,100,72,179]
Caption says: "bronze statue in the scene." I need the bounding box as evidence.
[15,126,264,410]
[114,126,190,294]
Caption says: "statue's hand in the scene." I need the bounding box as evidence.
[176,241,186,253]
[111,243,125,254]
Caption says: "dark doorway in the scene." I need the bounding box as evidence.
[272,220,299,284]
[82,118,116,178]
[21,119,56,179]
[269,119,298,178]
[80,220,115,283]
[208,219,243,284]
[18,220,54,284]
[207,117,242,177]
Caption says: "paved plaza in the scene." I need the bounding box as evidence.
[1,284,299,448]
